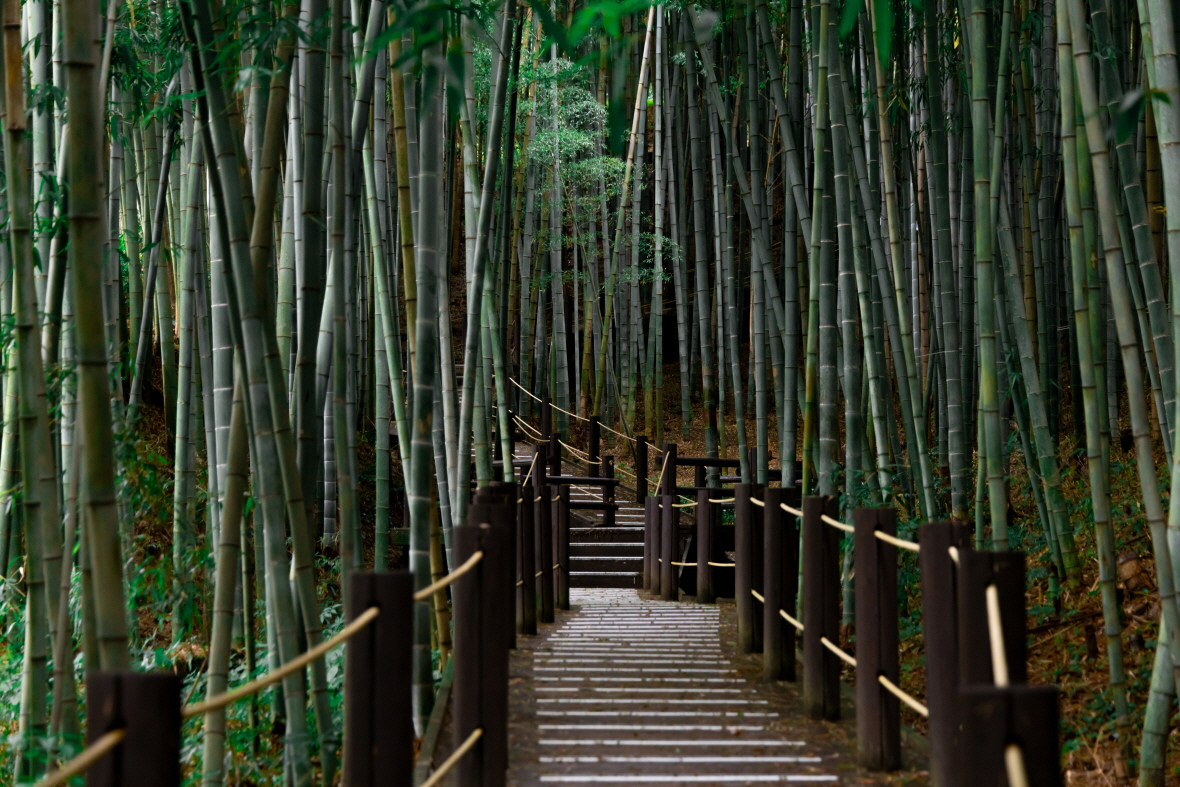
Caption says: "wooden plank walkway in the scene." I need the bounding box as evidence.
[507,588,841,785]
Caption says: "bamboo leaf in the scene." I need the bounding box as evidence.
[839,0,863,39]
[873,0,892,64]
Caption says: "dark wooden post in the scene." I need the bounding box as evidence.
[518,472,537,636]
[555,485,570,610]
[854,508,901,770]
[602,455,616,527]
[644,496,655,593]
[763,487,797,682]
[453,516,512,787]
[345,572,413,787]
[696,488,714,604]
[802,495,840,720]
[660,494,676,601]
[762,487,784,680]
[589,416,601,477]
[87,671,181,787]
[919,521,972,786]
[661,443,678,497]
[636,436,648,503]
[736,483,755,656]
[549,431,561,478]
[650,496,662,597]
[472,485,517,651]
[541,395,552,439]
[957,685,1061,787]
[533,443,554,624]
[694,464,706,489]
[958,551,1027,686]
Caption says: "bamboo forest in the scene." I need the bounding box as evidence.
[9,0,1180,780]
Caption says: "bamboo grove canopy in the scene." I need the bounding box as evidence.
[2,0,1180,780]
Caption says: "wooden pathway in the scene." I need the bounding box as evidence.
[507,588,841,785]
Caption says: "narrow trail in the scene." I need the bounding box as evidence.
[507,589,842,785]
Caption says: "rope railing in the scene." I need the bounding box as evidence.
[419,727,483,787]
[779,608,803,631]
[34,729,126,787]
[750,497,765,508]
[875,530,920,552]
[653,450,672,494]
[412,551,484,602]
[821,514,854,533]
[780,502,802,516]
[878,675,929,718]
[671,500,697,508]
[710,497,736,504]
[521,453,539,487]
[821,636,857,668]
[559,439,590,460]
[708,561,735,567]
[182,606,381,718]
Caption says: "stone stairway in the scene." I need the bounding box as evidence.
[516,449,646,590]
[509,588,840,785]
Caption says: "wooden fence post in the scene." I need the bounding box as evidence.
[474,486,516,651]
[854,508,900,770]
[643,496,654,593]
[661,443,677,497]
[919,521,972,786]
[589,416,601,477]
[763,487,798,681]
[345,571,413,787]
[696,488,714,604]
[87,671,181,787]
[762,487,785,681]
[533,443,554,624]
[555,485,570,610]
[958,551,1027,686]
[454,509,513,787]
[603,456,616,527]
[957,685,1061,787]
[661,493,676,601]
[518,471,537,636]
[802,495,840,720]
[541,396,552,439]
[549,431,561,478]
[734,484,758,653]
[649,496,662,597]
[636,436,648,503]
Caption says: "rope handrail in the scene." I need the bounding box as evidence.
[514,414,544,440]
[671,501,697,508]
[821,636,857,667]
[875,530,920,552]
[559,439,591,460]
[708,561,735,567]
[986,584,1009,687]
[948,546,960,564]
[653,451,672,495]
[709,497,736,504]
[751,589,764,602]
[750,497,765,508]
[34,729,126,787]
[508,376,588,423]
[779,608,803,631]
[420,727,483,787]
[183,606,381,718]
[521,453,540,487]
[821,514,854,533]
[1005,745,1030,787]
[670,561,694,566]
[878,675,929,717]
[597,419,637,444]
[413,551,484,602]
[781,502,802,516]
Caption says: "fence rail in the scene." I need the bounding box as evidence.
[643,477,1062,784]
